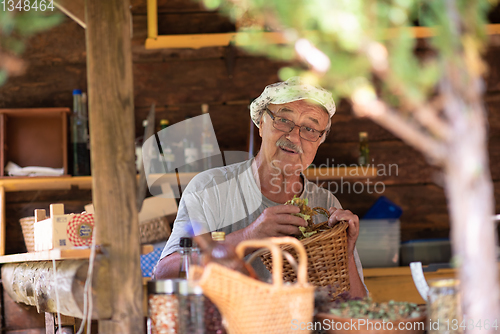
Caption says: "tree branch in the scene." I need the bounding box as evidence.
[351,96,447,166]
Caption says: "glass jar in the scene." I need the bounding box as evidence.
[178,280,205,334]
[204,296,226,334]
[427,278,463,334]
[147,279,181,334]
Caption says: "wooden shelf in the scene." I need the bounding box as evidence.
[0,166,377,193]
[0,176,92,192]
[0,244,153,264]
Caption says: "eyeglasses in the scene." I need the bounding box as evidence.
[265,108,326,142]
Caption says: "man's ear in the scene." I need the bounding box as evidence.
[258,119,264,138]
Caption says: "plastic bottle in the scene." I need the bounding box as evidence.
[358,132,369,167]
[178,237,192,279]
[71,89,91,176]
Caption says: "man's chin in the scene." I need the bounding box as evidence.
[271,161,306,177]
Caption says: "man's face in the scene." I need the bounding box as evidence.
[258,99,329,175]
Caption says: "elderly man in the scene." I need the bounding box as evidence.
[156,77,367,297]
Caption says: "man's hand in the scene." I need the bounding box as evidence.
[328,207,360,254]
[243,205,308,239]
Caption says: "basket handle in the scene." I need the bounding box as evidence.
[235,237,308,286]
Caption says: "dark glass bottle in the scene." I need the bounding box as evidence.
[71,89,91,176]
[358,132,369,166]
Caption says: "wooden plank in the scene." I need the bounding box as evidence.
[145,32,288,49]
[54,0,86,28]
[85,0,143,332]
[0,176,92,192]
[0,245,153,264]
[147,0,157,38]
[0,186,5,256]
[132,58,285,106]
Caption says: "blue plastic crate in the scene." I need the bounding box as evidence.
[363,196,402,219]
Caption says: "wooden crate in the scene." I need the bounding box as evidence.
[0,108,70,177]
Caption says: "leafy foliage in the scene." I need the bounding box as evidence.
[197,0,494,111]
[0,1,64,86]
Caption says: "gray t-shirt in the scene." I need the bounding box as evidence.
[161,159,366,285]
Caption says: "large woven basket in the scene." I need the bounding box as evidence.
[260,221,350,296]
[19,216,35,252]
[139,215,171,244]
[191,237,315,334]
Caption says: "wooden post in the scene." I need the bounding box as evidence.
[85,0,142,333]
[0,186,5,256]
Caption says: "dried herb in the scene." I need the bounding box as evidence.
[328,298,424,321]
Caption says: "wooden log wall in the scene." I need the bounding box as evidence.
[0,0,499,255]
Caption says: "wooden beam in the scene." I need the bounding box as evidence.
[85,0,142,333]
[54,0,86,29]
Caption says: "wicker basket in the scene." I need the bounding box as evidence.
[19,216,35,252]
[191,237,315,334]
[260,221,350,296]
[139,215,171,244]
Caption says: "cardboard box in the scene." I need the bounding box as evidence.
[34,203,94,251]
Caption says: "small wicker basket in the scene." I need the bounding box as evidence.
[19,216,35,252]
[191,237,315,334]
[260,221,350,297]
[139,215,171,244]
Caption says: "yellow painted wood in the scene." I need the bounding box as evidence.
[145,32,288,49]
[144,24,500,49]
[147,0,157,39]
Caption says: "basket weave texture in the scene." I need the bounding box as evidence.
[19,216,35,252]
[260,221,350,295]
[191,237,315,334]
[139,215,171,244]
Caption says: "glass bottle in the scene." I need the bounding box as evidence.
[135,120,148,173]
[193,232,257,279]
[71,89,91,176]
[183,117,199,173]
[159,119,175,173]
[203,232,227,334]
[358,132,369,167]
[178,280,204,334]
[179,237,193,279]
[81,92,90,151]
[200,104,214,171]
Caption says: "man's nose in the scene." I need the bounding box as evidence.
[286,125,301,143]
